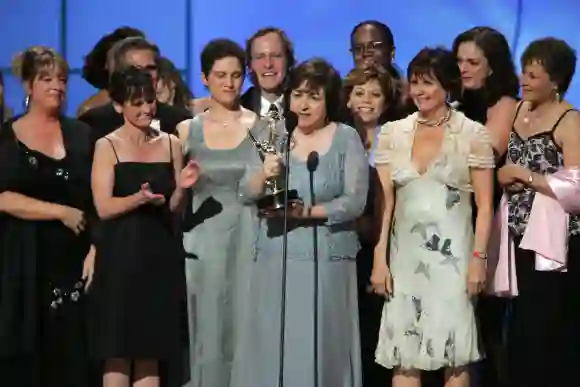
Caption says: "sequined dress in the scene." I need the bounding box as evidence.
[0,117,94,387]
[374,111,494,370]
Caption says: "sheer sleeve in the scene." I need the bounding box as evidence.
[373,122,393,166]
[321,125,369,225]
[467,122,495,169]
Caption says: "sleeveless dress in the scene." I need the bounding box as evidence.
[0,118,94,387]
[232,123,368,387]
[374,111,494,370]
[182,116,259,387]
[89,135,186,378]
[505,107,580,387]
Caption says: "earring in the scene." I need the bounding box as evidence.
[555,91,561,102]
[24,95,30,109]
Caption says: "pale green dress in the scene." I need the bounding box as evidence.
[373,111,494,370]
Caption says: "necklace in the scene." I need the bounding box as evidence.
[417,108,452,127]
[209,110,243,127]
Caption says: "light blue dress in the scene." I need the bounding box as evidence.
[182,116,259,387]
[232,123,369,387]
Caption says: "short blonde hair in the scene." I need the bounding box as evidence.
[11,46,69,83]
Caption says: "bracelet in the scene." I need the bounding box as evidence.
[472,251,487,260]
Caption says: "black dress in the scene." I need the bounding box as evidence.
[458,89,511,387]
[0,117,94,387]
[89,135,186,385]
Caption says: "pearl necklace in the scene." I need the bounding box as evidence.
[417,108,452,127]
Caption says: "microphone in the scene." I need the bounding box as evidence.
[306,151,319,173]
[283,111,298,138]
[278,109,299,387]
[306,150,319,387]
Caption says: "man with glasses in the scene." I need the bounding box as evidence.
[79,37,192,142]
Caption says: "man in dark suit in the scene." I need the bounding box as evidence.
[241,27,295,118]
[78,37,192,142]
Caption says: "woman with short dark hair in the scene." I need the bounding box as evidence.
[372,47,494,387]
[90,66,197,387]
[236,57,368,387]
[177,38,262,387]
[494,37,580,387]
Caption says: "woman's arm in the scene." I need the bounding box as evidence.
[373,165,395,270]
[239,147,271,204]
[309,127,369,223]
[485,96,517,157]
[469,123,495,253]
[0,137,75,221]
[91,138,147,220]
[0,191,71,221]
[471,168,494,253]
[169,134,186,212]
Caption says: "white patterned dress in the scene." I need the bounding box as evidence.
[374,111,494,370]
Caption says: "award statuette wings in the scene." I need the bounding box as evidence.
[247,108,301,216]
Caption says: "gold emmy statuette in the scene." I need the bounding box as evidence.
[247,110,301,216]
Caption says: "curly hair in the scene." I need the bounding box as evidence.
[82,26,145,90]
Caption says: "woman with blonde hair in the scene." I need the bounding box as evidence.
[0,46,96,387]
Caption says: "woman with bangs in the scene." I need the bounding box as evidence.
[0,46,96,387]
[90,67,199,387]
[343,65,403,387]
[344,66,403,161]
[235,58,368,387]
[371,47,493,387]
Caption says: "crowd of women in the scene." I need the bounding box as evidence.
[0,19,579,387]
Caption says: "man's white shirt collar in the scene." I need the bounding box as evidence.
[260,95,284,118]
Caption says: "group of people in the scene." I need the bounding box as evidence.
[0,19,579,387]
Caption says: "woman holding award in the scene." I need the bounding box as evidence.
[176,39,261,387]
[234,58,368,387]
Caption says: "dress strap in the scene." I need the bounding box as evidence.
[103,136,120,163]
[167,133,173,163]
[512,101,525,127]
[551,109,577,132]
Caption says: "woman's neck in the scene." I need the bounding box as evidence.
[119,123,150,144]
[354,119,379,149]
[208,98,241,118]
[418,104,449,123]
[26,104,59,123]
[297,121,328,136]
[529,98,561,115]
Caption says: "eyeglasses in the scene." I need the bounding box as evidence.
[350,41,386,55]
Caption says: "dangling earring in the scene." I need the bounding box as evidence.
[24,95,30,110]
[555,90,561,102]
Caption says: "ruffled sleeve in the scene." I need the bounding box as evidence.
[373,122,393,166]
[467,122,495,169]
